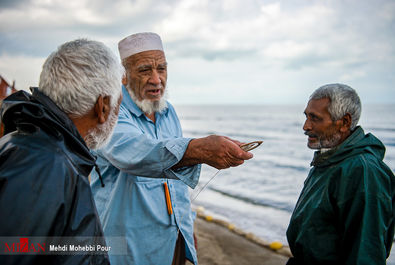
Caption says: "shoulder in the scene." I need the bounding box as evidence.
[163,101,180,121]
[331,152,393,198]
[166,101,175,110]
[0,130,78,182]
[118,103,133,119]
[0,131,85,236]
[342,152,392,179]
[1,129,69,157]
[166,101,178,115]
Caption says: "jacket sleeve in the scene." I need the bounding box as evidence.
[97,106,201,188]
[0,142,68,237]
[335,156,393,265]
[0,138,109,265]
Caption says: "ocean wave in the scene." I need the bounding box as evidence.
[209,187,295,212]
[182,129,274,141]
[365,127,395,133]
[182,129,305,143]
[267,162,307,172]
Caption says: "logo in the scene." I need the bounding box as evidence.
[4,238,46,253]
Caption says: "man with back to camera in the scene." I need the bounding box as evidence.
[90,32,253,265]
[0,39,123,265]
[286,83,395,264]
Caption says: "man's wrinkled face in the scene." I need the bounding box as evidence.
[125,50,167,102]
[303,98,342,150]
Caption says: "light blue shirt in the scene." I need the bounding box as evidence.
[91,86,201,265]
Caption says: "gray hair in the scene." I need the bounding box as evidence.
[39,39,124,117]
[310,83,361,130]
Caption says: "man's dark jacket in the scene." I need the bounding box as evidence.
[0,89,110,265]
[287,126,395,265]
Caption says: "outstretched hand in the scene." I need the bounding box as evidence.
[176,135,253,169]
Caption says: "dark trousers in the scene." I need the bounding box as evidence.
[172,233,186,265]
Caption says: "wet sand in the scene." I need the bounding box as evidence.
[193,217,289,265]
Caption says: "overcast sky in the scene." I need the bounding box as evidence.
[0,0,394,105]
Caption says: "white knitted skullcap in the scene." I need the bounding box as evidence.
[118,32,164,60]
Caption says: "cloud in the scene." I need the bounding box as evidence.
[157,0,394,73]
[0,0,27,9]
[0,0,394,104]
[339,70,367,82]
[0,0,173,56]
[0,53,45,91]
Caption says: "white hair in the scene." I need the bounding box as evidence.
[310,83,362,130]
[39,39,124,117]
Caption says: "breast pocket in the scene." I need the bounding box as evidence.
[128,179,172,227]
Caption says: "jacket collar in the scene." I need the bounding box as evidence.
[310,126,364,167]
[31,87,85,144]
[2,88,97,173]
[2,88,106,186]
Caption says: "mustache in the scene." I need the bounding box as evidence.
[146,84,164,90]
[304,131,317,138]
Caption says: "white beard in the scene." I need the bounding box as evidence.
[126,84,168,115]
[84,107,118,150]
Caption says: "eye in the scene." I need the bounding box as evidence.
[157,66,167,72]
[310,114,322,122]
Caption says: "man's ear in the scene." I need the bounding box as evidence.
[339,113,352,133]
[94,95,111,124]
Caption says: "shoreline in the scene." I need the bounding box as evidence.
[193,206,291,265]
[192,206,395,265]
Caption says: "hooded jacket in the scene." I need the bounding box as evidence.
[0,89,109,265]
[287,126,395,265]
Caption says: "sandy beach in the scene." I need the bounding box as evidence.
[192,216,289,265]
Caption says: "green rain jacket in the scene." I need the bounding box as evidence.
[287,126,395,265]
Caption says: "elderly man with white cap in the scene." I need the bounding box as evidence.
[90,32,253,265]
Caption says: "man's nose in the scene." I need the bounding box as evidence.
[303,119,311,131]
[148,70,161,85]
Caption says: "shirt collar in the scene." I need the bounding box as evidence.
[121,85,169,118]
[319,148,333,153]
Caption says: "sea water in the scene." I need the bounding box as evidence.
[175,104,395,263]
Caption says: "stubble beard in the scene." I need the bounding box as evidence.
[306,131,342,150]
[84,108,118,150]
